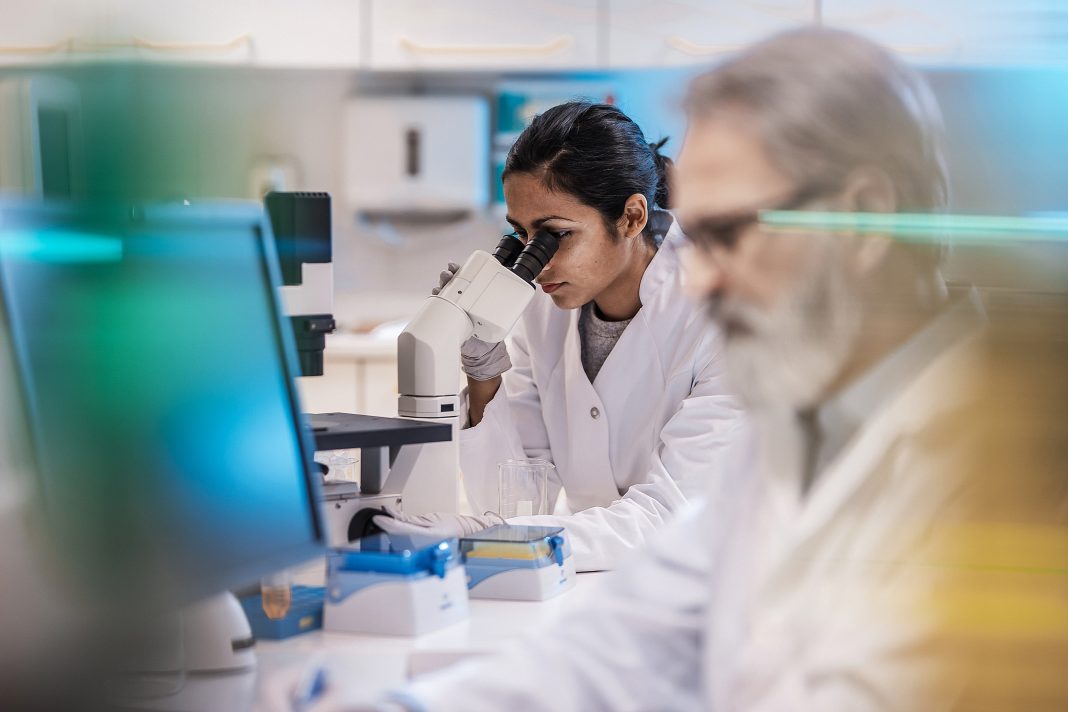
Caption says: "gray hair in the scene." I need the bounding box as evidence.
[685,27,948,212]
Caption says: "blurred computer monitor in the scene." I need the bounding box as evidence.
[0,199,323,612]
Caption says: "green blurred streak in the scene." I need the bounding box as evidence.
[760,211,1068,244]
[78,64,203,203]
[1,63,209,202]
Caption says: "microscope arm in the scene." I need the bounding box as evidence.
[397,250,536,419]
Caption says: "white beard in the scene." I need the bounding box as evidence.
[711,250,862,411]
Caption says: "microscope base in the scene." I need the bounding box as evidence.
[321,488,402,546]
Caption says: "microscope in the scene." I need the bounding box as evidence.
[397,229,559,419]
[264,191,435,545]
[264,191,558,545]
[264,191,336,379]
[386,230,559,516]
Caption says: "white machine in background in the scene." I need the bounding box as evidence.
[345,95,489,219]
[0,75,84,200]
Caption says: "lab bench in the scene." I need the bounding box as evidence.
[139,570,606,711]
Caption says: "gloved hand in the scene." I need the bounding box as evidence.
[430,262,461,296]
[433,262,512,381]
[259,657,412,712]
[373,505,505,539]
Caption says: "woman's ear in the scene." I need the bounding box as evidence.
[618,193,649,240]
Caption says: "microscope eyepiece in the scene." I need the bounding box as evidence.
[511,230,559,285]
[492,234,524,268]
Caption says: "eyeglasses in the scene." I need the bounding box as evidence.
[680,184,831,252]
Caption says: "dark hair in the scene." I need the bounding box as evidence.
[503,101,672,247]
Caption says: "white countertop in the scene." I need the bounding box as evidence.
[143,571,606,711]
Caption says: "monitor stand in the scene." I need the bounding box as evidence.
[182,592,256,673]
[107,591,254,705]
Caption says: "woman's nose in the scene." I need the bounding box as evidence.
[541,252,557,275]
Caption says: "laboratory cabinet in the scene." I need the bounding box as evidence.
[0,0,364,68]
[366,0,601,70]
[605,0,812,68]
[0,1,109,65]
[3,0,1067,70]
[252,0,364,68]
[822,0,1068,67]
[104,0,256,64]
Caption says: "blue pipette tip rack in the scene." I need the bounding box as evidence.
[239,585,325,640]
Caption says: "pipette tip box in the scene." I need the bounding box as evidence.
[460,524,576,601]
[324,533,468,636]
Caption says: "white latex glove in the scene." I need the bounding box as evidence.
[432,261,512,381]
[430,262,460,297]
[373,505,504,539]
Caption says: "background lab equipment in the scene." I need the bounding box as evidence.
[0,76,84,201]
[264,191,336,378]
[262,190,453,544]
[345,96,489,219]
[0,199,324,677]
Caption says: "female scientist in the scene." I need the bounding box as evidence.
[378,101,742,571]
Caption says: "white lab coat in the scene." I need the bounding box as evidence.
[398,296,1000,711]
[458,221,742,572]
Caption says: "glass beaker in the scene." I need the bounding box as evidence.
[497,458,554,518]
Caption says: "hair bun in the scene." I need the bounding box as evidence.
[649,137,673,209]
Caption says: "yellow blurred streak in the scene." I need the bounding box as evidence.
[936,522,1068,574]
[936,574,1068,638]
[926,301,1068,710]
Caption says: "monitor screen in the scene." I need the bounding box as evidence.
[0,200,323,610]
